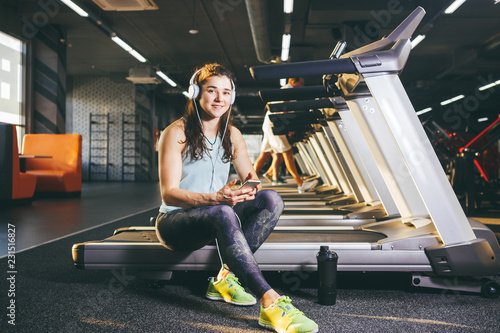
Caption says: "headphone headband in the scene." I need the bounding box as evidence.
[187,68,236,105]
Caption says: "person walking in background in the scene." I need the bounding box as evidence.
[254,77,318,193]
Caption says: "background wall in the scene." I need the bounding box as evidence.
[32,25,66,134]
[71,76,135,181]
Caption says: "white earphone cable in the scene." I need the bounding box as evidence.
[214,213,242,268]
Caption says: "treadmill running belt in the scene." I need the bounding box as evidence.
[104,230,385,244]
[268,230,384,243]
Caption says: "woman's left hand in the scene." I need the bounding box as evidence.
[215,177,256,206]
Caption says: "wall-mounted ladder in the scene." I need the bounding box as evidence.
[121,113,142,181]
[88,113,111,181]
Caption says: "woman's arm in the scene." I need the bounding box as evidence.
[158,120,256,207]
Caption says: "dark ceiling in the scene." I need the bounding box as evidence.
[9,0,500,133]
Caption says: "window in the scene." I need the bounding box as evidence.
[0,31,25,127]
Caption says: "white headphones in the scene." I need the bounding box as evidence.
[187,68,236,105]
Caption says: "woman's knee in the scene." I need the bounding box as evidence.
[257,189,284,212]
[210,205,239,228]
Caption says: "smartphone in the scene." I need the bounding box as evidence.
[238,180,261,190]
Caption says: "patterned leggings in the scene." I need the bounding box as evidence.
[155,189,284,299]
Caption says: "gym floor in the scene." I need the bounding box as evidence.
[0,181,499,332]
[0,182,162,258]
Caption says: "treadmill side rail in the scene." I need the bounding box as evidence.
[425,239,500,276]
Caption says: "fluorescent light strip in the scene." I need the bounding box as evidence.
[112,36,147,63]
[444,0,467,14]
[478,117,489,122]
[60,0,89,17]
[156,71,177,87]
[129,50,147,63]
[284,0,294,13]
[416,107,432,116]
[411,35,425,49]
[440,94,465,106]
[182,91,190,98]
[479,82,497,91]
[478,79,500,91]
[281,34,291,61]
[111,36,133,52]
[280,78,287,86]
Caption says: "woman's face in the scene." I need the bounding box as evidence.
[198,75,233,120]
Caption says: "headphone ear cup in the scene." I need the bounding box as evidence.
[188,84,199,100]
[231,88,236,105]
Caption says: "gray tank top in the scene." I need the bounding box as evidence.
[159,136,230,213]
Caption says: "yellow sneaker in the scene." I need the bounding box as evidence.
[259,296,318,333]
[205,274,256,306]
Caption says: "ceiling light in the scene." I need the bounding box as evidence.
[189,0,199,34]
[182,91,190,98]
[411,35,425,49]
[444,0,467,14]
[60,0,89,17]
[111,36,132,52]
[416,107,432,116]
[478,117,489,122]
[478,79,500,91]
[440,94,465,106]
[156,71,177,87]
[284,0,294,13]
[280,78,287,86]
[281,34,291,61]
[129,50,147,63]
[112,35,147,63]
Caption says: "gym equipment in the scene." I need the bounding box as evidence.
[423,116,500,214]
[261,97,401,224]
[448,115,500,213]
[259,85,330,103]
[72,7,500,297]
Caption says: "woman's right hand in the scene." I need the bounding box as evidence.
[215,179,257,206]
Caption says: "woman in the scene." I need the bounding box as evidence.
[155,63,318,333]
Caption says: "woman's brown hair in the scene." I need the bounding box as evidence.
[182,63,234,162]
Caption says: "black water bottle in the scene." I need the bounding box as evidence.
[317,246,338,305]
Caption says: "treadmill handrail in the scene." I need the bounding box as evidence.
[342,6,426,58]
[259,85,331,102]
[250,58,357,81]
[268,98,334,112]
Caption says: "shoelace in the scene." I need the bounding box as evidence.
[275,296,304,319]
[225,275,244,290]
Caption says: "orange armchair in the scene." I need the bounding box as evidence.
[0,123,37,201]
[22,134,82,194]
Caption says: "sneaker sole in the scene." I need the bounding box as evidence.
[259,321,319,333]
[205,294,256,306]
[258,321,285,333]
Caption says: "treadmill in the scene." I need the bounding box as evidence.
[260,100,400,224]
[72,7,500,297]
[255,111,393,225]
